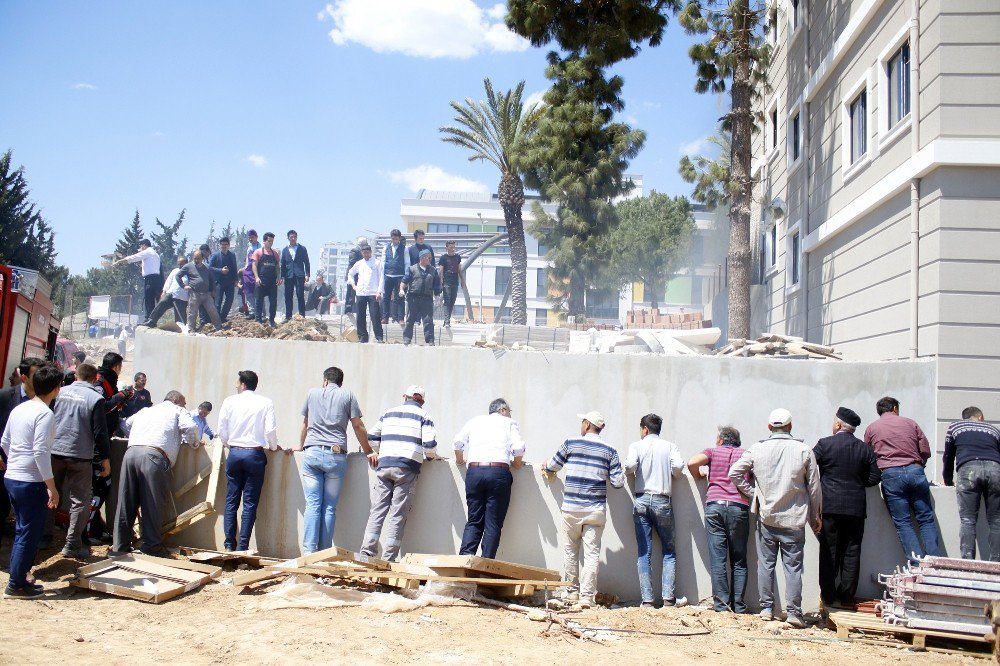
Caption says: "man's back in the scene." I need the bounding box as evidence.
[943,419,1000,485]
[733,433,820,529]
[626,435,683,495]
[864,412,930,470]
[549,435,624,511]
[813,431,881,516]
[52,382,105,459]
[302,385,360,448]
[220,391,277,449]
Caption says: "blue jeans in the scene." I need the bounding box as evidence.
[705,501,750,612]
[956,460,1000,560]
[632,493,676,603]
[4,478,48,590]
[224,447,267,551]
[459,465,513,559]
[881,463,943,562]
[301,447,348,553]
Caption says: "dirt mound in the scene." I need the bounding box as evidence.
[203,315,342,342]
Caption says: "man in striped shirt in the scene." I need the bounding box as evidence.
[360,385,437,561]
[542,411,624,608]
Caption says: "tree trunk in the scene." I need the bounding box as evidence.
[727,0,754,340]
[648,278,660,310]
[499,172,528,325]
[568,270,585,319]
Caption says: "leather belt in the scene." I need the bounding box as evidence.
[707,500,749,507]
[306,445,346,454]
[469,462,509,468]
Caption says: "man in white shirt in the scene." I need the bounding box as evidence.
[141,255,190,330]
[454,398,525,559]
[114,238,163,319]
[217,370,279,551]
[347,244,384,343]
[623,413,685,607]
[110,391,199,558]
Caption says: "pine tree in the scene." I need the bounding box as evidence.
[151,209,186,268]
[114,210,146,314]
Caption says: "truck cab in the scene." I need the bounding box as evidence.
[0,265,61,384]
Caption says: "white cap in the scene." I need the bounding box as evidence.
[768,408,792,427]
[577,411,606,429]
[405,385,426,399]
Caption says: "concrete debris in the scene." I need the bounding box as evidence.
[573,327,721,355]
[716,333,843,360]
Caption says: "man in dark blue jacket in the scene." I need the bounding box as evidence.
[812,406,881,609]
[281,230,310,320]
[208,237,239,321]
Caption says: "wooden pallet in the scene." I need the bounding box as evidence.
[828,611,995,658]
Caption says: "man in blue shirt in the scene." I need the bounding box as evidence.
[208,237,239,322]
[191,401,215,442]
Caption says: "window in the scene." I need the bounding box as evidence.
[536,268,547,298]
[536,243,548,256]
[790,231,801,285]
[849,90,867,164]
[496,225,507,234]
[791,0,800,30]
[494,266,511,296]
[771,107,778,151]
[887,42,911,128]
[427,223,468,233]
[791,112,801,161]
[758,230,768,282]
[535,308,548,327]
[770,223,778,267]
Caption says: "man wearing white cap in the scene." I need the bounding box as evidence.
[728,408,821,628]
[542,411,625,608]
[360,385,437,561]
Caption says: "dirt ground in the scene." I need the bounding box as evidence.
[0,542,988,665]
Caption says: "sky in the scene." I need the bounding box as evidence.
[2,1,724,276]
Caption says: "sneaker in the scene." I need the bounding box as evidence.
[556,590,580,603]
[4,585,43,600]
[61,545,92,559]
[107,548,132,557]
[577,596,594,609]
[639,601,656,609]
[785,614,805,629]
[663,598,676,607]
[759,607,774,621]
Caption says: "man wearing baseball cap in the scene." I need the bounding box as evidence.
[542,411,625,608]
[812,407,881,610]
[360,385,437,561]
[729,408,821,628]
[113,238,162,319]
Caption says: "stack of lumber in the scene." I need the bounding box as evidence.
[716,333,843,359]
[227,548,566,599]
[624,309,706,330]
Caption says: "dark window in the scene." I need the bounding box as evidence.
[536,268,547,298]
[535,308,548,326]
[770,224,777,266]
[791,0,800,29]
[585,288,619,320]
[758,231,767,282]
[496,306,511,323]
[849,90,867,164]
[536,243,548,256]
[494,266,511,296]
[791,232,801,285]
[888,42,911,128]
[427,223,469,233]
[791,113,801,161]
[771,108,778,150]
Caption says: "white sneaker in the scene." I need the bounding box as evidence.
[577,596,594,609]
[785,614,805,629]
[759,607,774,621]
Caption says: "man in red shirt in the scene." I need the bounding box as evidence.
[864,396,942,563]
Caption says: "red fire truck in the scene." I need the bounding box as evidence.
[0,265,61,383]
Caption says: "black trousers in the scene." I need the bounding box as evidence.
[344,283,357,313]
[383,276,404,322]
[403,295,435,344]
[142,274,164,319]
[459,466,513,559]
[145,294,188,327]
[817,513,866,605]
[215,284,236,320]
[442,281,459,324]
[256,283,278,323]
[284,277,306,318]
[355,296,384,343]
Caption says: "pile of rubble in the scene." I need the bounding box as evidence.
[203,316,346,342]
[878,555,1000,636]
[716,333,843,360]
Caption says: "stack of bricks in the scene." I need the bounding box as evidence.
[624,309,706,330]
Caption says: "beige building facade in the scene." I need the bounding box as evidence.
[753,0,1000,476]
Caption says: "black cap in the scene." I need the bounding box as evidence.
[836,406,861,428]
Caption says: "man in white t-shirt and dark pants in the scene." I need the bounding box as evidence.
[114,238,162,319]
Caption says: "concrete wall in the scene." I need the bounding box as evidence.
[136,329,964,609]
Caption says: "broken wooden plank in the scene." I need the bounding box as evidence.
[204,440,224,509]
[282,546,391,571]
[162,501,213,537]
[400,554,561,582]
[174,460,214,499]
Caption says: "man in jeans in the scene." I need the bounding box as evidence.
[292,367,376,553]
[454,398,525,558]
[217,370,280,551]
[813,407,881,609]
[543,411,624,608]
[438,240,466,327]
[252,232,282,327]
[208,236,239,322]
[730,408,821,628]
[687,426,750,613]
[382,229,408,325]
[360,385,436,561]
[49,363,111,559]
[624,413,684,608]
[943,406,1000,560]
[864,396,942,563]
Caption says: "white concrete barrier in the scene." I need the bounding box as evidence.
[133,329,975,609]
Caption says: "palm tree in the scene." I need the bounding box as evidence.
[440,79,542,326]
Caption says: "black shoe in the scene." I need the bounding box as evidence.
[139,546,172,558]
[4,585,43,600]
[140,320,155,328]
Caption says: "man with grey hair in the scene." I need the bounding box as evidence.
[812,407,881,610]
[111,390,199,557]
[688,425,750,613]
[454,398,525,558]
[729,408,821,628]
[176,250,223,331]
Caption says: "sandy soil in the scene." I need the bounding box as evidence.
[0,542,985,665]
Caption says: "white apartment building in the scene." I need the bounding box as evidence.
[752,0,1000,463]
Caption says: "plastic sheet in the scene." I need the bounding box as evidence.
[259,575,371,610]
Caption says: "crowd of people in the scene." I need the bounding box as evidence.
[119,228,467,345]
[2,356,999,622]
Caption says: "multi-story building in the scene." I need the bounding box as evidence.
[752,0,1000,470]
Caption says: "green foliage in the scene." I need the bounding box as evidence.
[507,1,676,313]
[151,209,187,270]
[678,129,732,208]
[601,192,696,308]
